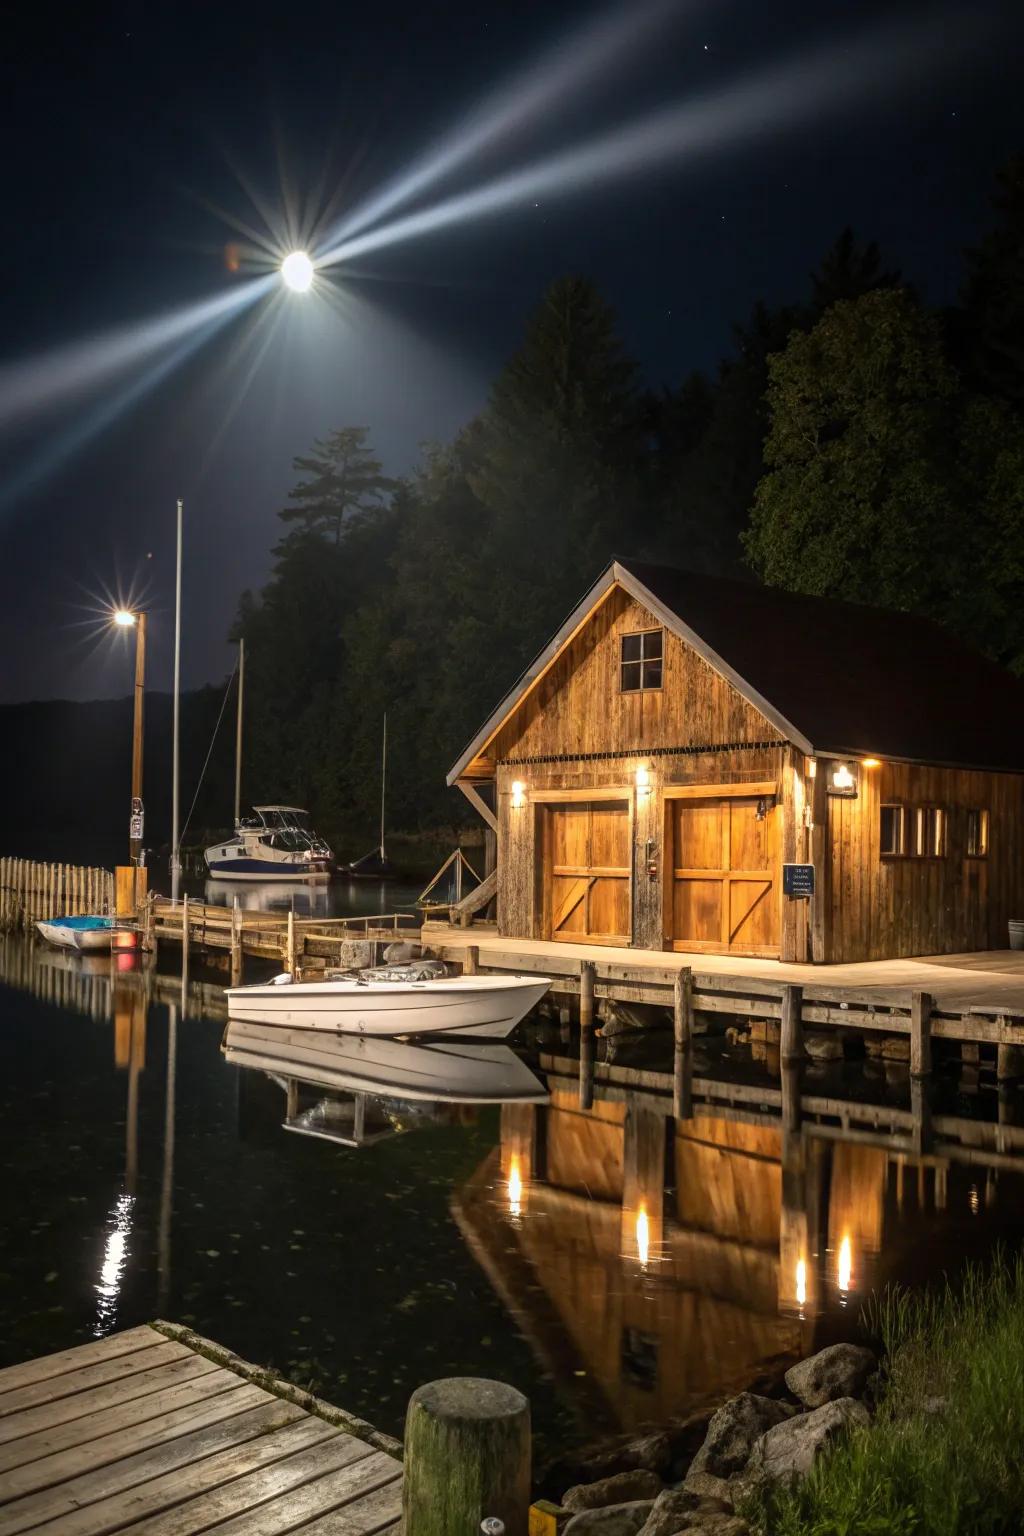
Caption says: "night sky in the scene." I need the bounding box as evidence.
[1,0,1020,702]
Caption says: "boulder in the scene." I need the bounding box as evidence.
[681,1470,733,1504]
[337,938,373,969]
[382,940,416,964]
[743,1397,870,1488]
[636,1489,734,1535]
[803,1033,843,1061]
[687,1392,795,1477]
[564,1471,664,1513]
[564,1503,656,1536]
[785,1344,876,1408]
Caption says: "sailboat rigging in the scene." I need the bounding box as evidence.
[343,712,396,878]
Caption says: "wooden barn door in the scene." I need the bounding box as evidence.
[545,800,631,945]
[670,792,780,956]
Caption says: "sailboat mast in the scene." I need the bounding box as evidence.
[234,637,245,828]
[379,712,387,858]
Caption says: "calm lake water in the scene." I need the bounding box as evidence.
[3,910,1024,1465]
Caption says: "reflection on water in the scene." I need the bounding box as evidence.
[3,929,1024,1454]
[200,877,423,918]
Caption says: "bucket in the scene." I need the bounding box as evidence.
[1009,920,1024,951]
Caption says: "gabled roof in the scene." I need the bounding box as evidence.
[447,558,1024,781]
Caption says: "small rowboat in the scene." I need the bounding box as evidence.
[226,972,551,1038]
[35,915,132,952]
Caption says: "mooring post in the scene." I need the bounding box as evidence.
[579,960,596,1111]
[673,966,693,1120]
[286,907,296,978]
[464,944,480,976]
[181,893,190,1013]
[910,990,933,1078]
[781,984,803,1063]
[403,1377,531,1536]
[230,896,242,987]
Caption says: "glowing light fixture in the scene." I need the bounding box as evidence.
[636,765,651,793]
[113,609,137,627]
[281,251,314,293]
[861,757,881,769]
[795,1258,807,1310]
[828,761,858,798]
[837,1234,852,1293]
[510,780,526,809]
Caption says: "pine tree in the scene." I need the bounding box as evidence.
[278,426,395,545]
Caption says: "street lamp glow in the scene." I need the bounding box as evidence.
[281,251,314,293]
[113,609,137,627]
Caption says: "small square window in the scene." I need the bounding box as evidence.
[620,630,663,693]
[966,809,989,858]
[880,804,904,856]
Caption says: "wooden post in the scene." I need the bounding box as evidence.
[579,959,595,1032]
[673,966,693,1120]
[781,984,803,1063]
[781,1063,802,1133]
[286,1078,299,1120]
[181,893,190,1013]
[464,944,480,976]
[230,896,242,987]
[910,991,933,1078]
[997,1028,1024,1081]
[579,961,596,1111]
[129,610,146,866]
[286,907,296,978]
[403,1377,530,1536]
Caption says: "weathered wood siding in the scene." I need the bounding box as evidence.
[487,587,782,764]
[824,760,1024,961]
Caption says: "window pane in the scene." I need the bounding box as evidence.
[643,630,663,661]
[621,660,642,692]
[642,658,663,689]
[880,805,902,855]
[621,634,642,662]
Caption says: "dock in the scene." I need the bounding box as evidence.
[0,1323,402,1536]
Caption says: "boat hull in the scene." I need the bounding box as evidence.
[36,919,117,952]
[226,974,551,1038]
[208,863,331,882]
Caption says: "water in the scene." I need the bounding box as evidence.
[3,924,1024,1468]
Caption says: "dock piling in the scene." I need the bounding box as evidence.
[403,1377,530,1536]
[464,944,480,976]
[181,893,190,1012]
[781,984,804,1063]
[910,990,933,1078]
[673,966,693,1120]
[286,907,296,977]
[230,896,242,986]
[578,961,596,1111]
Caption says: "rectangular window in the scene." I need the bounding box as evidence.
[912,806,946,858]
[880,804,905,856]
[966,808,989,858]
[620,629,663,692]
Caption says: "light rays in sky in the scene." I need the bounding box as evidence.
[0,0,995,518]
[317,8,986,270]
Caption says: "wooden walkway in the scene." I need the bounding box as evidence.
[0,1326,401,1536]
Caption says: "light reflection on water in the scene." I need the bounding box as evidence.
[3,928,1024,1454]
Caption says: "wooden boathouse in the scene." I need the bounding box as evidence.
[448,560,1024,965]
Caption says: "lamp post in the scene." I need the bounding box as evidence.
[113,608,146,865]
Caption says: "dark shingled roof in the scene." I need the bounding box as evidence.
[618,558,1024,773]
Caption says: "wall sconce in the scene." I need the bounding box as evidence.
[827,761,858,798]
[636,765,652,796]
[510,780,526,809]
[861,757,881,770]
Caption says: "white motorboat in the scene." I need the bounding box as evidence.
[35,915,133,952]
[205,806,333,881]
[222,1020,550,1103]
[226,971,551,1038]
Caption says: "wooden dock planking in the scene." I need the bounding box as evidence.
[0,1326,402,1536]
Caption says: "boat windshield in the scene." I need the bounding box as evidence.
[257,809,311,831]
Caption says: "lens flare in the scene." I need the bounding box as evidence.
[281,251,314,293]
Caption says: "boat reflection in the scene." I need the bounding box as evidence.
[202,879,333,917]
[222,1020,548,1147]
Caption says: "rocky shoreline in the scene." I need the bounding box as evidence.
[544,1343,877,1535]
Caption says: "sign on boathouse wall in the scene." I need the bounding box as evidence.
[783,863,815,899]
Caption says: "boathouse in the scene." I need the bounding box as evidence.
[447,559,1024,964]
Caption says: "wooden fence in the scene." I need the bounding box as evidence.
[0,858,115,932]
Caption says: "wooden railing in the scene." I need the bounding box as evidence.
[0,857,114,932]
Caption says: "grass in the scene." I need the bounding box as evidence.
[743,1255,1024,1536]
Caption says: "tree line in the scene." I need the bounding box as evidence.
[231,159,1024,854]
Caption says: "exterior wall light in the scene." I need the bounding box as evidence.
[861,757,881,769]
[636,765,651,794]
[510,780,526,809]
[828,761,858,798]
